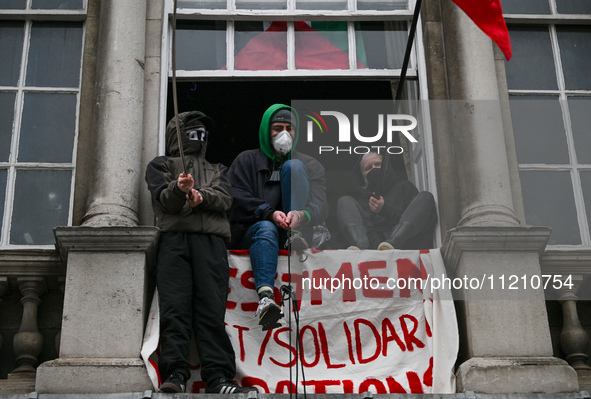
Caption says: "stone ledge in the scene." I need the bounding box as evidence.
[36,358,153,394]
[456,357,579,394]
[541,249,591,276]
[0,249,63,277]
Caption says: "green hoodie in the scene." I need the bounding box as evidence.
[259,104,300,162]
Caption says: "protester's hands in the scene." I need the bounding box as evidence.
[286,210,303,229]
[272,210,289,230]
[369,194,384,214]
[187,189,203,208]
[177,173,194,193]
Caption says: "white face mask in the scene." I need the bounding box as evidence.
[271,130,293,155]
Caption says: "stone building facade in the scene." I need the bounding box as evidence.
[0,0,589,395]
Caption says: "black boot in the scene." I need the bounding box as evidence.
[343,223,369,249]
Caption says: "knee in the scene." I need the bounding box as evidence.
[337,195,356,212]
[250,220,279,242]
[282,159,307,179]
[417,191,435,205]
[416,191,437,219]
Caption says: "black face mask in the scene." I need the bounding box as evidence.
[366,167,381,189]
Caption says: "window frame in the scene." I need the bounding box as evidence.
[505,0,591,248]
[0,3,86,249]
[163,0,419,79]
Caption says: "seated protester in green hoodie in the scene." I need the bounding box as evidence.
[145,111,257,395]
[228,104,328,331]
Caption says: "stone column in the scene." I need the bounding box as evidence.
[81,0,147,227]
[440,0,578,393]
[441,0,519,228]
[36,227,159,394]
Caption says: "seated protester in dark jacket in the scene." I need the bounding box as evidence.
[228,104,328,331]
[337,152,437,250]
[145,111,257,395]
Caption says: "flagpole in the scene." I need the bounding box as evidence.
[172,0,188,177]
[395,0,423,103]
[378,0,423,192]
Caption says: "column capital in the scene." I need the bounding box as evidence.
[442,225,551,271]
[54,226,159,266]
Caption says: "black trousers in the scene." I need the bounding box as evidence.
[337,191,437,249]
[156,232,236,384]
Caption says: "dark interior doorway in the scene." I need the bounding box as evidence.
[166,80,398,165]
[166,79,404,248]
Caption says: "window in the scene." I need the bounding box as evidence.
[0,2,85,247]
[167,0,416,78]
[504,0,591,246]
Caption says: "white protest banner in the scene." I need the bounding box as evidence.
[142,248,458,394]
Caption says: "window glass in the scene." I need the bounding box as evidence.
[297,0,346,10]
[235,21,286,70]
[296,22,349,70]
[510,96,569,164]
[236,0,286,9]
[26,22,83,88]
[569,97,591,164]
[520,170,581,245]
[355,21,407,69]
[0,0,26,9]
[0,169,5,233]
[19,93,77,163]
[581,171,591,239]
[505,26,557,90]
[0,92,15,162]
[0,21,24,87]
[501,0,550,14]
[176,20,226,70]
[10,169,71,245]
[357,0,408,11]
[178,0,225,9]
[31,0,84,9]
[556,26,591,90]
[556,0,591,14]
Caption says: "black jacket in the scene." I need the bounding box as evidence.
[145,111,232,242]
[227,148,328,247]
[351,158,418,235]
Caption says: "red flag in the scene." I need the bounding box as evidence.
[450,0,512,60]
[233,21,366,70]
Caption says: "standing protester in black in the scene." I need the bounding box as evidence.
[145,111,257,394]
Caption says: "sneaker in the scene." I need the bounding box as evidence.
[160,372,186,393]
[205,377,259,394]
[285,230,308,252]
[254,297,283,331]
[377,242,395,251]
